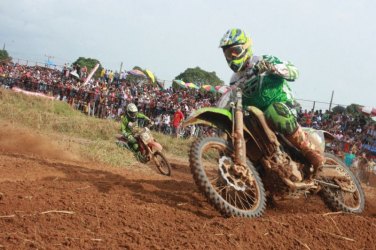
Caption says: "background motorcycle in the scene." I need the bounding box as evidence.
[116,126,171,176]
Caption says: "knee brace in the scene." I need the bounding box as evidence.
[264,102,298,135]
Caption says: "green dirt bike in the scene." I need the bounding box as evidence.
[184,86,365,218]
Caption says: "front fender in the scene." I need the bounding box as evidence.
[183,107,233,134]
[148,141,163,152]
[184,107,267,162]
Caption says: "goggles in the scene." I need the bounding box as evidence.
[128,111,137,118]
[223,44,247,60]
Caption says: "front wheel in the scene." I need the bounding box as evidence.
[319,153,365,213]
[189,137,266,218]
[152,151,171,176]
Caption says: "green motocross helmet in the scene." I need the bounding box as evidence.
[219,28,253,72]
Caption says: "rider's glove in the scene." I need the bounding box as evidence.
[255,60,276,75]
[127,122,136,129]
[123,132,136,142]
[122,131,130,138]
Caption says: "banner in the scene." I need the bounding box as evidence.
[12,87,55,100]
[83,63,100,86]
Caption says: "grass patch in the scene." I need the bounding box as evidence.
[152,132,193,158]
[0,89,192,167]
[0,90,116,140]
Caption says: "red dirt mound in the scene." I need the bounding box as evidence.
[0,128,375,249]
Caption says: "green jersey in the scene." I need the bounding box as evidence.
[120,113,150,135]
[230,55,299,111]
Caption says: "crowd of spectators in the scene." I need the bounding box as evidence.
[0,62,218,137]
[297,109,376,179]
[1,62,375,172]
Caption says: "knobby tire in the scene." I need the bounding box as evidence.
[320,153,365,213]
[153,151,172,176]
[189,136,266,218]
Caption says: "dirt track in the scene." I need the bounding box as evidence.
[0,129,376,249]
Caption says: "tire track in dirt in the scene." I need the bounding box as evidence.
[0,129,375,249]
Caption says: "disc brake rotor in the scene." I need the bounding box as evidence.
[333,166,357,193]
[218,156,255,191]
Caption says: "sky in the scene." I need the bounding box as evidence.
[1,0,375,111]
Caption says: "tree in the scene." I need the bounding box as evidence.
[332,105,346,114]
[72,57,102,78]
[346,103,361,115]
[0,49,11,63]
[174,67,224,86]
[133,66,143,72]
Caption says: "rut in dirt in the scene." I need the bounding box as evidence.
[0,132,375,249]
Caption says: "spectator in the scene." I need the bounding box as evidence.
[172,107,185,138]
[1,60,375,169]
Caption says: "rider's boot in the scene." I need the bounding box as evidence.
[285,126,325,179]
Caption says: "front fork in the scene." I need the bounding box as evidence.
[232,88,247,167]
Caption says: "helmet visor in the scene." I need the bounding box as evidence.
[223,44,247,60]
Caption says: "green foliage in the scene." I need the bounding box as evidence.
[72,57,103,78]
[174,67,224,86]
[346,103,361,115]
[0,49,11,62]
[332,105,346,114]
[133,66,143,71]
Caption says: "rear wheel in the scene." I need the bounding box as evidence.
[320,153,365,213]
[190,137,266,218]
[153,151,171,176]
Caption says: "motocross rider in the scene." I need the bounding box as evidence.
[121,103,151,153]
[219,28,324,179]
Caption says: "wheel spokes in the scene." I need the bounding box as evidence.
[323,157,362,209]
[201,142,260,211]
